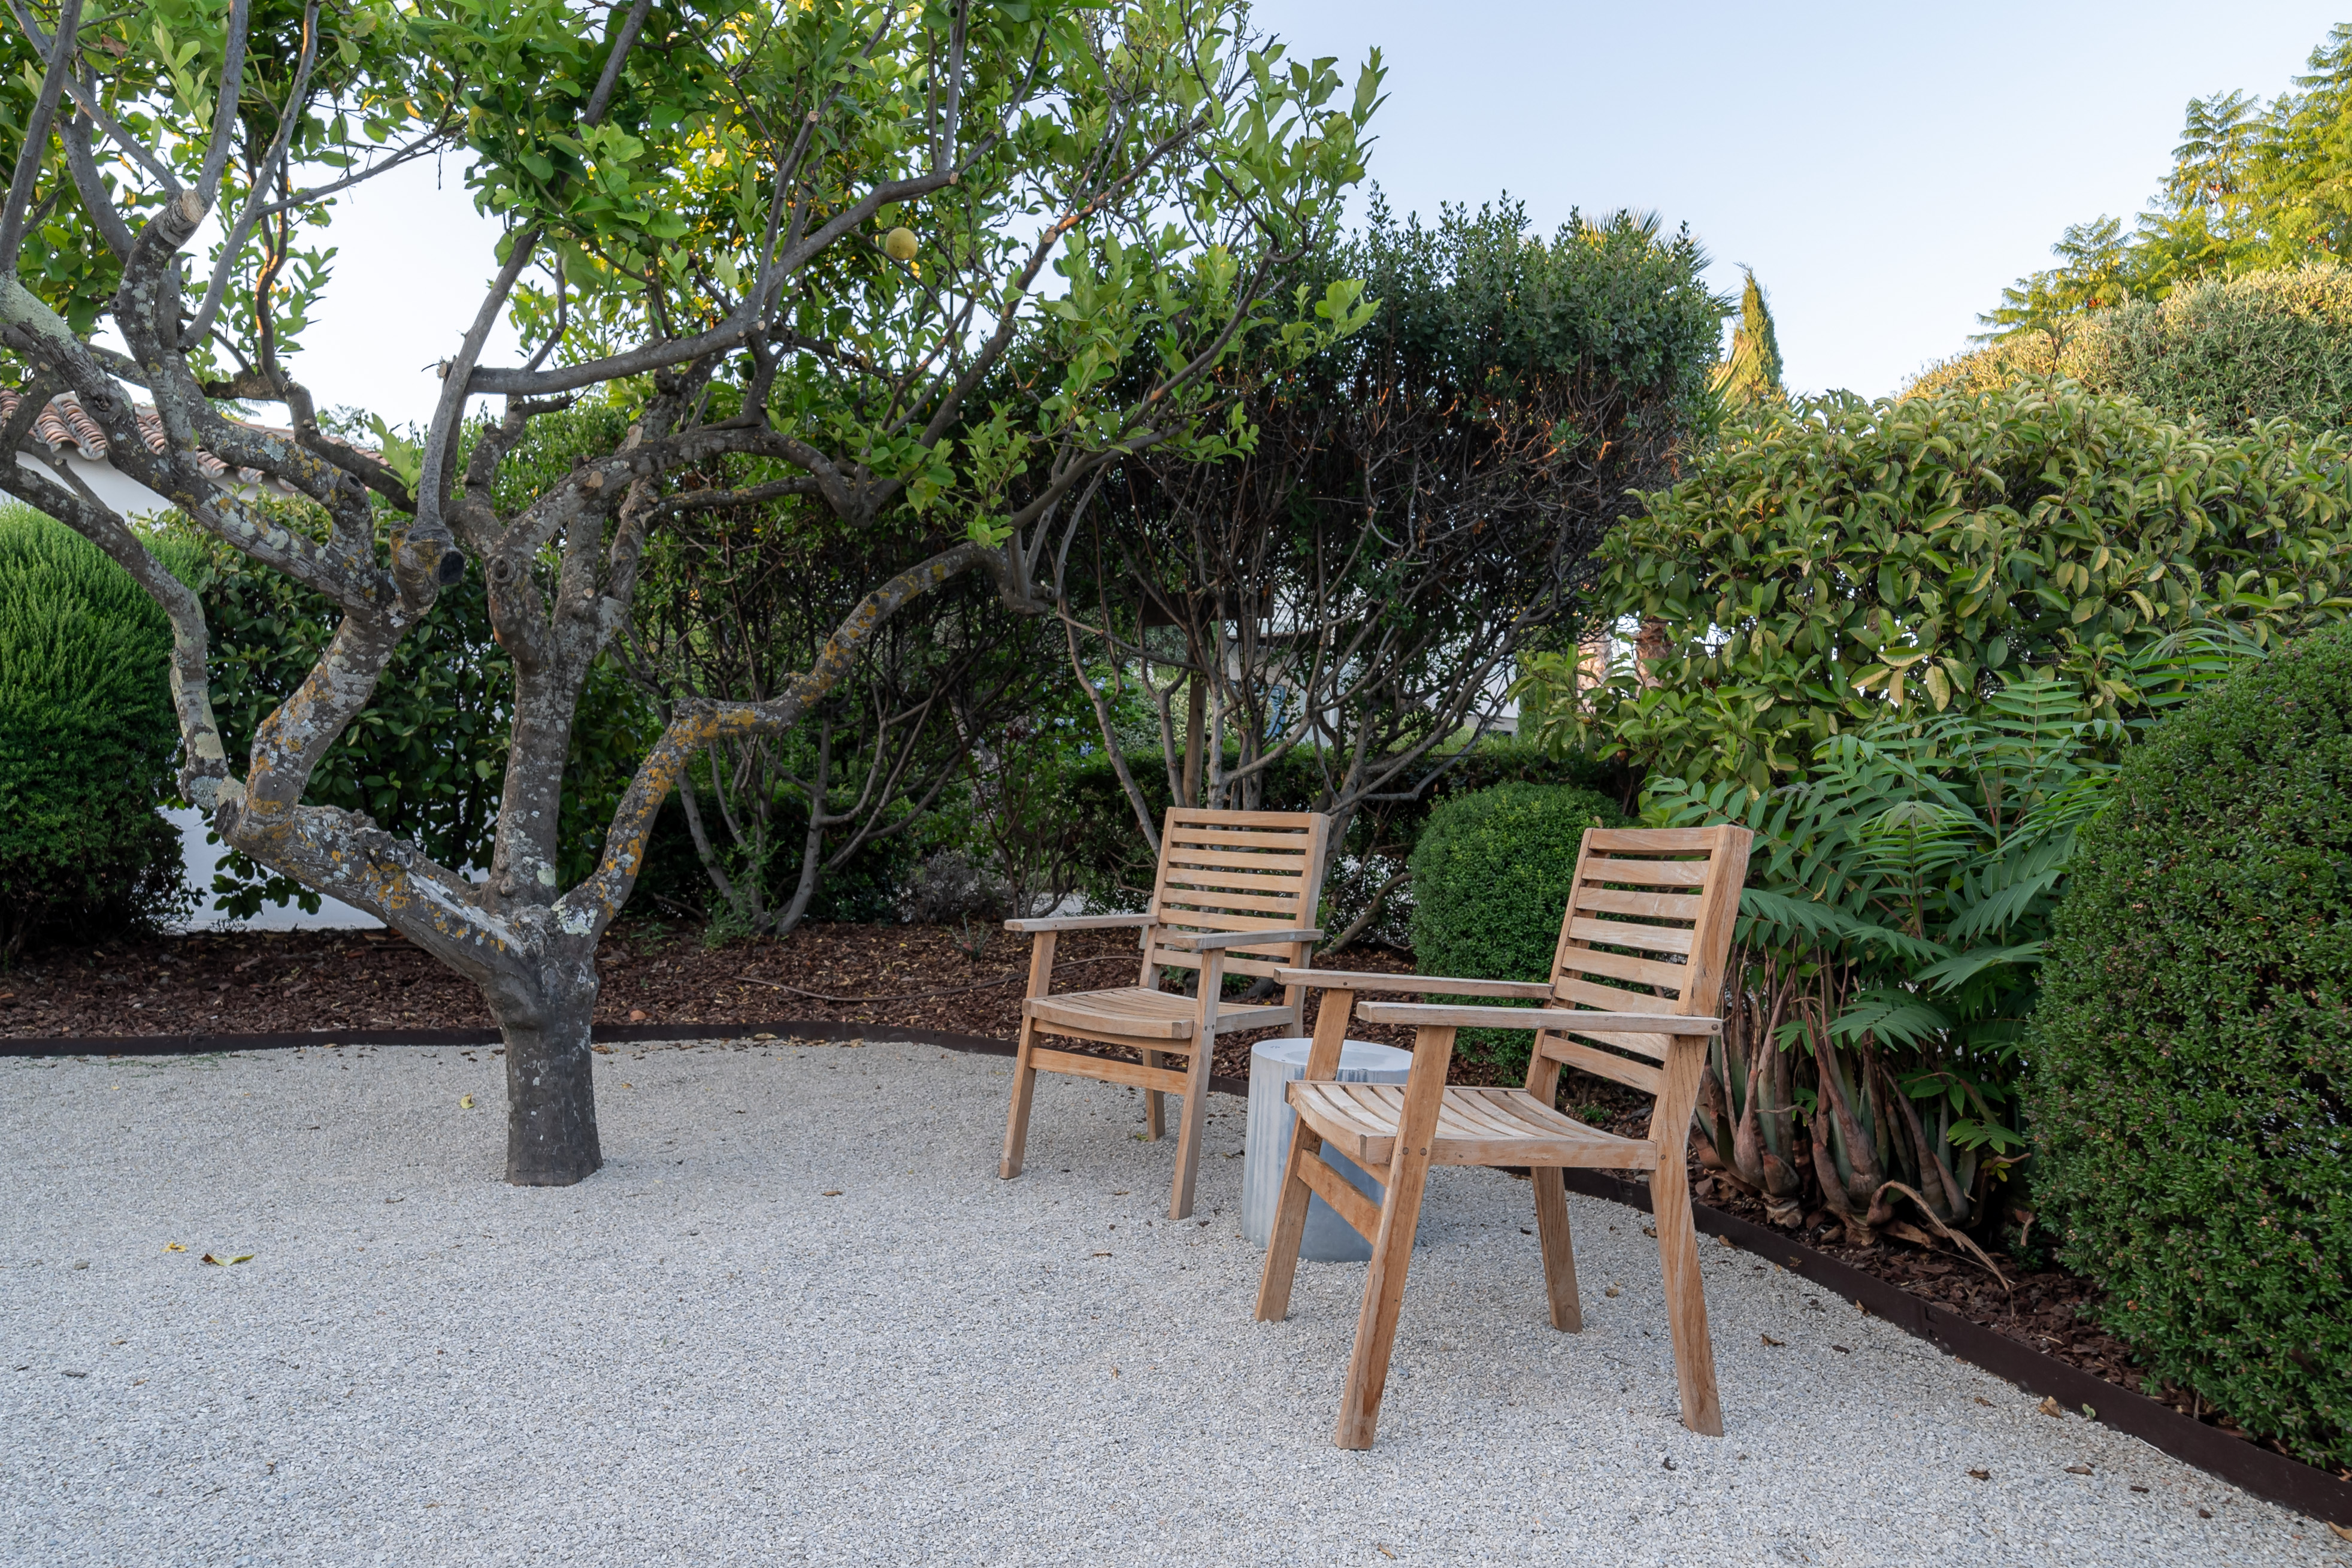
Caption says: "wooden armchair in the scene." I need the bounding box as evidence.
[1256,824,1751,1449]
[1000,807,1333,1221]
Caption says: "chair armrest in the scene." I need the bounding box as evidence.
[1004,912,1154,934]
[1357,1001,1720,1034]
[1156,927,1323,952]
[1274,968,1553,1000]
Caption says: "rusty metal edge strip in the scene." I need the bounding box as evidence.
[0,1022,1252,1103]
[1555,1167,2351,1524]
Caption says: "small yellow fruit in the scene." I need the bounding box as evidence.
[883,226,918,262]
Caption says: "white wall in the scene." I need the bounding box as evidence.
[166,806,382,932]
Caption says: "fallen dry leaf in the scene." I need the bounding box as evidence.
[2039,1396,2064,1418]
[1604,1285,1621,1298]
[2327,1522,2350,1542]
[1760,1334,1784,1347]
[1967,1468,1990,1481]
[163,1242,184,1252]
[458,1095,475,1110]
[591,1045,614,1055]
[1717,1234,1734,1247]
[2065,1465,2093,1475]
[820,1189,843,1197]
[628,1009,648,1022]
[1642,1224,1658,1238]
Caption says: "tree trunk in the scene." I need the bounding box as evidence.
[1182,674,1206,808]
[490,965,604,1186]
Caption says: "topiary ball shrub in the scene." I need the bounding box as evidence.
[0,507,195,956]
[1407,780,1623,1078]
[2025,623,2352,1468]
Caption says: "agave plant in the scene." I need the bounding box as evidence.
[1657,629,2265,1246]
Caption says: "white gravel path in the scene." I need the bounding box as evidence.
[2,1037,2339,1567]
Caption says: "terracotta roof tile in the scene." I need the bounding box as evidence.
[2,388,302,495]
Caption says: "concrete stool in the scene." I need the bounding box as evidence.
[1242,1036,1413,1263]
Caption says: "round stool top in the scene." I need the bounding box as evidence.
[1251,1036,1412,1074]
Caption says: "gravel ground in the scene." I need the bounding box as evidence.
[1,1039,2339,1568]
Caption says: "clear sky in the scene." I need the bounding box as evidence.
[289,2,2351,424]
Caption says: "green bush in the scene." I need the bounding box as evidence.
[0,506,196,954]
[1911,264,2352,432]
[1521,379,2352,792]
[1407,781,1624,1076]
[2025,622,2352,1467]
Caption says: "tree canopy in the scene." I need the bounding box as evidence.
[1977,22,2352,346]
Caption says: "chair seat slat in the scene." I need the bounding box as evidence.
[1164,844,1312,871]
[1560,943,1690,994]
[1166,825,1321,849]
[1581,855,1711,887]
[1567,916,1694,956]
[1573,884,1702,921]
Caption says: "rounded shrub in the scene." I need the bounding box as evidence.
[0,507,195,955]
[2025,622,2352,1467]
[1407,780,1624,1076]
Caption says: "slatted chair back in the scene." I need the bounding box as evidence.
[1142,809,1333,992]
[1533,825,1751,1116]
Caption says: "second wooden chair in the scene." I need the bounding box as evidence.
[1000,807,1331,1220]
[1257,823,1751,1449]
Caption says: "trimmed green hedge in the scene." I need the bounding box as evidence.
[1407,780,1624,1076]
[1909,263,2352,432]
[2025,622,2352,1467]
[0,507,195,953]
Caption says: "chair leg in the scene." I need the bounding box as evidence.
[999,1016,1042,1181]
[1167,1040,1214,1221]
[1254,1125,1322,1322]
[1333,1023,1454,1450]
[1333,1154,1436,1450]
[1651,1158,1724,1436]
[1141,1049,1166,1140]
[1531,1166,1583,1333]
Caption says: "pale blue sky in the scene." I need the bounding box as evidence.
[1246,1,2348,396]
[293,2,2350,423]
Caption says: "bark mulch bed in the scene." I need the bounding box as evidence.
[9,917,2344,1490]
[0,918,1432,1084]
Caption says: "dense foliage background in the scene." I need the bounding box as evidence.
[2026,623,2352,1469]
[1914,265,2352,431]
[0,507,193,956]
[1403,781,1624,1077]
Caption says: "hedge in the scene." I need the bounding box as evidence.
[0,506,195,952]
[1406,780,1624,1076]
[2025,622,2352,1467]
[1909,263,2352,432]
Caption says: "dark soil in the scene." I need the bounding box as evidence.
[0,918,1439,1084]
[9,916,2341,1481]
